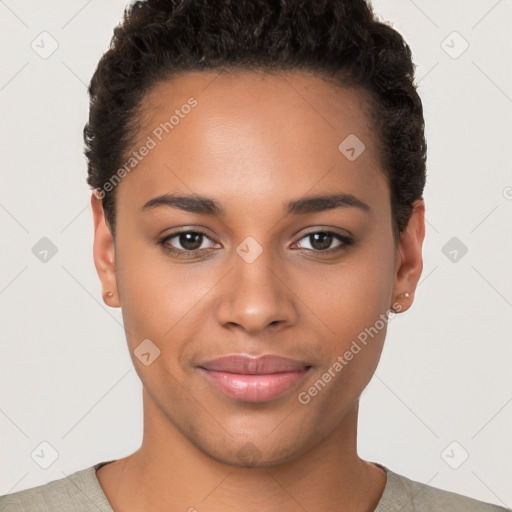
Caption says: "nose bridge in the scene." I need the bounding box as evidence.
[215,239,297,333]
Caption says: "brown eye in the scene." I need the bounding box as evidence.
[308,232,334,251]
[175,232,204,251]
[296,231,352,252]
[160,230,216,255]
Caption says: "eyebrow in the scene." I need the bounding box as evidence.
[141,192,371,216]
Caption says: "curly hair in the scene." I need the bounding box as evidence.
[84,0,426,243]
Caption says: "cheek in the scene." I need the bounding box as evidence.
[114,240,178,340]
[307,237,396,339]
[304,233,396,388]
[114,239,222,360]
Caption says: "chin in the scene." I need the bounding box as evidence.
[195,434,309,469]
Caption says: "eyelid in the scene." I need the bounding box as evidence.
[291,229,353,251]
[162,228,218,248]
[293,224,354,239]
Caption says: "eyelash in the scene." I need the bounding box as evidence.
[158,229,354,259]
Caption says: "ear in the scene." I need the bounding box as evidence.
[91,191,120,307]
[391,198,425,313]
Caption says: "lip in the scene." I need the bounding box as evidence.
[197,355,312,403]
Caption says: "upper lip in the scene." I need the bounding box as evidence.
[197,355,311,374]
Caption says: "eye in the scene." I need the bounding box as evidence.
[294,230,353,253]
[159,230,218,257]
[158,228,354,259]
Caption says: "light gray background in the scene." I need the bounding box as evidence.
[0,0,511,506]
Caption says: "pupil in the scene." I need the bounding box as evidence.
[311,232,332,250]
[180,232,202,250]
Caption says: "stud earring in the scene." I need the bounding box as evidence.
[391,291,410,313]
[104,291,114,299]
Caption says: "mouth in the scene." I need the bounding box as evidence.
[197,354,312,403]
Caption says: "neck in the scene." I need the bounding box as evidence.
[97,390,386,512]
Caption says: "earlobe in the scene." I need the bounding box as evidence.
[90,192,120,307]
[391,199,425,313]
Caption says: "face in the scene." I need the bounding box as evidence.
[92,70,424,467]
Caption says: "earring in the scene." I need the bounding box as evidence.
[391,291,410,313]
[104,291,114,299]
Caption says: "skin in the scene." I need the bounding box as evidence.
[91,70,425,512]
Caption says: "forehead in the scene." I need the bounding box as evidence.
[140,69,377,148]
[118,70,388,215]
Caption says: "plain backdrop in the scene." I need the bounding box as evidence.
[0,0,511,506]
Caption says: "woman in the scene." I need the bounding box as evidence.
[1,0,508,510]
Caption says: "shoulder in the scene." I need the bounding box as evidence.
[0,463,112,512]
[377,464,510,512]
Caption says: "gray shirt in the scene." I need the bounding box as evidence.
[0,461,509,511]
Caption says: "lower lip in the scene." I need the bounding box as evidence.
[199,368,310,402]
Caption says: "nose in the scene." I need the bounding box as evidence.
[215,247,298,335]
